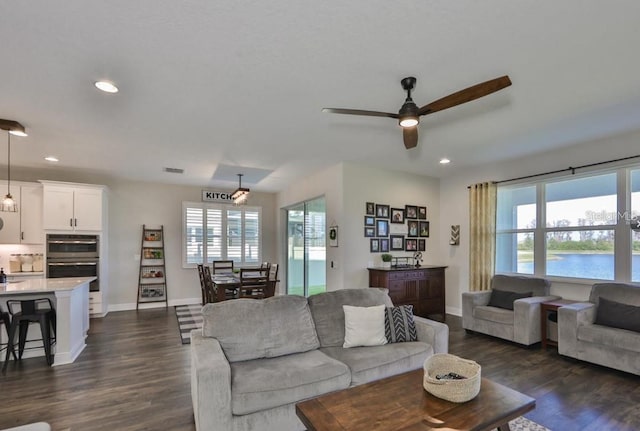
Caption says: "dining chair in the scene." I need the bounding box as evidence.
[212,260,234,274]
[265,263,279,298]
[238,267,268,299]
[197,264,207,304]
[201,266,218,303]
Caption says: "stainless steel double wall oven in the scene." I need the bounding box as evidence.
[46,234,100,292]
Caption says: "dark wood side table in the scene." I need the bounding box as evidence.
[540,299,579,350]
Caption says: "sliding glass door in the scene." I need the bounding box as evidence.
[286,197,326,296]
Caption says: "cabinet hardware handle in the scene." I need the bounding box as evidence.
[70,218,73,227]
[21,232,24,240]
[75,218,78,227]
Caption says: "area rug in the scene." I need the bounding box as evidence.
[497,416,551,431]
[175,304,203,344]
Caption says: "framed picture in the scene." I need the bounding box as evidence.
[329,226,338,247]
[405,205,418,219]
[419,221,430,237]
[418,238,426,251]
[418,206,427,220]
[364,227,375,237]
[380,238,389,252]
[366,202,375,215]
[376,219,389,237]
[370,238,380,253]
[364,216,375,226]
[390,235,404,251]
[407,220,419,237]
[376,204,390,218]
[390,208,405,224]
[405,238,418,251]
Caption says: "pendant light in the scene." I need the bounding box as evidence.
[231,173,250,205]
[0,119,28,212]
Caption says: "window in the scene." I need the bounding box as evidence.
[183,202,261,267]
[496,168,638,282]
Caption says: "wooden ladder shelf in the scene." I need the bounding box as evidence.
[137,224,168,309]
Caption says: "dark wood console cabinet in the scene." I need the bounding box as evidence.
[368,266,446,322]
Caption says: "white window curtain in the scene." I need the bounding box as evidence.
[469,182,497,291]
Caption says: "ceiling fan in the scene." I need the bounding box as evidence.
[322,75,512,149]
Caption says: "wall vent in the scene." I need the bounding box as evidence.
[163,167,184,174]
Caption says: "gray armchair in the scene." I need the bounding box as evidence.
[558,282,640,375]
[462,274,558,346]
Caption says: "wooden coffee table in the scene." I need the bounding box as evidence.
[296,369,535,431]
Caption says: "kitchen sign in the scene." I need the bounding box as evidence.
[202,190,234,203]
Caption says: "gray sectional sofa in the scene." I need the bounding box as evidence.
[558,282,640,375]
[190,288,449,431]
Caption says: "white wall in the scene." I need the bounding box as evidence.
[439,129,640,315]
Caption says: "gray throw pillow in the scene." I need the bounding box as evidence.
[488,289,532,310]
[384,305,418,343]
[595,297,640,333]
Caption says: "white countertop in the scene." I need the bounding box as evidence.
[0,276,96,295]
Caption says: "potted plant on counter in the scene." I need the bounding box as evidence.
[381,253,393,269]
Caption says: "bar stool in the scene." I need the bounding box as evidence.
[2,299,56,371]
[1,304,18,362]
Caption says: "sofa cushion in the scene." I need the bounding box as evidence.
[230,350,351,415]
[308,288,394,347]
[473,305,514,325]
[321,342,432,386]
[488,289,532,310]
[589,282,640,306]
[343,305,387,348]
[201,295,319,362]
[384,305,418,343]
[491,274,550,297]
[578,323,640,353]
[595,297,640,333]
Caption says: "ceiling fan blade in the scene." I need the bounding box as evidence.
[322,108,398,119]
[403,126,418,149]
[418,75,512,116]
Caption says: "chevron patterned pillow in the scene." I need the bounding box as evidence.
[384,305,418,343]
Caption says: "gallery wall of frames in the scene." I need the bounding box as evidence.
[364,201,429,253]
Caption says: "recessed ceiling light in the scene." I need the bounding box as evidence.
[439,158,451,164]
[44,156,59,162]
[94,80,119,93]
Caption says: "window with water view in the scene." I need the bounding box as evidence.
[496,168,640,281]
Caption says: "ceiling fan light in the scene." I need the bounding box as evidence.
[9,129,27,137]
[399,117,418,128]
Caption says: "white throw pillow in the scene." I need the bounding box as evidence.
[343,304,388,348]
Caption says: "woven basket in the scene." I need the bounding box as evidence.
[423,353,481,403]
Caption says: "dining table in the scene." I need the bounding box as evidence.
[211,270,267,302]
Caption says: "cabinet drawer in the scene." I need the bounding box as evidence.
[389,272,407,281]
[89,292,102,304]
[89,301,103,314]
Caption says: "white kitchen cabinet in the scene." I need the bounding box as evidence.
[20,185,44,243]
[0,184,20,243]
[42,183,105,231]
[0,183,44,244]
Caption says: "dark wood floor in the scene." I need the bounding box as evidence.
[1,309,639,431]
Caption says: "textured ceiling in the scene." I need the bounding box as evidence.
[1,1,639,192]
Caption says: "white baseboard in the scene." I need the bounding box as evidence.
[446,306,462,317]
[106,297,201,313]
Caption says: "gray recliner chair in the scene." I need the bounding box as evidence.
[462,274,558,346]
[558,282,640,375]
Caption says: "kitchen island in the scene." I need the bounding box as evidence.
[0,276,94,366]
